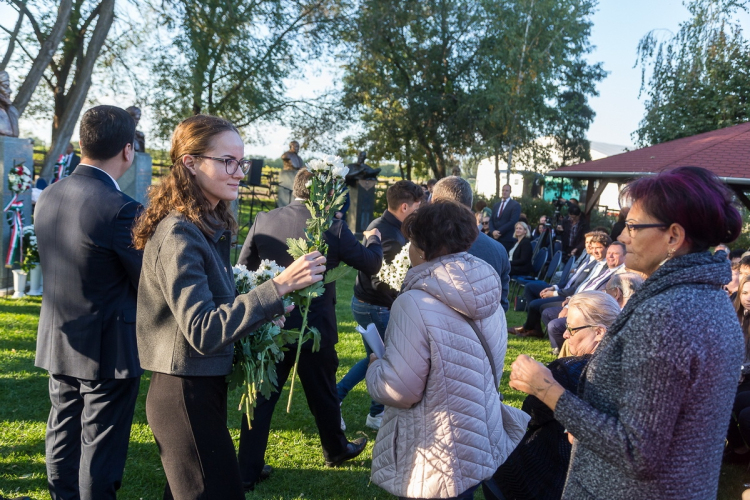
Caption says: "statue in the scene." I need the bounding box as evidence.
[345,150,380,185]
[126,106,146,152]
[281,140,304,170]
[0,71,20,138]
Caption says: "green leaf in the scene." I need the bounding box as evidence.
[324,264,352,284]
[286,237,309,259]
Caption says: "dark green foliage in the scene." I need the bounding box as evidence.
[635,0,750,146]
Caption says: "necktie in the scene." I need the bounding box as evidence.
[498,200,505,218]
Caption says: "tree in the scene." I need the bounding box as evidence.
[149,0,339,141]
[635,0,750,146]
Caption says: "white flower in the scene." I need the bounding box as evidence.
[307,159,327,172]
[330,164,349,179]
[376,242,411,290]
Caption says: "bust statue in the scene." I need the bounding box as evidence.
[281,140,304,170]
[126,106,146,152]
[0,71,20,138]
[345,150,380,184]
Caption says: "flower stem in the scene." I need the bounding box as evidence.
[286,297,310,413]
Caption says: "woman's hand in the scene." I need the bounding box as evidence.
[368,353,378,366]
[509,354,565,410]
[271,305,295,327]
[363,228,381,241]
[272,252,326,296]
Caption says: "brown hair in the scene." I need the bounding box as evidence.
[402,200,478,261]
[293,169,313,199]
[132,115,239,249]
[386,180,423,210]
[735,275,750,359]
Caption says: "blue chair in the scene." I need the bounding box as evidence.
[543,251,563,283]
[36,178,48,190]
[510,247,548,302]
[553,240,562,255]
[530,239,537,252]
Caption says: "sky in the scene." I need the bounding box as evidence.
[0,0,735,157]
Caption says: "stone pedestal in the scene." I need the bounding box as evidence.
[346,179,376,237]
[1,137,33,289]
[276,169,296,208]
[120,152,152,205]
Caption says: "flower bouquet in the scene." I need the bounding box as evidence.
[226,260,300,428]
[376,242,411,291]
[5,163,32,268]
[21,225,39,273]
[284,155,351,411]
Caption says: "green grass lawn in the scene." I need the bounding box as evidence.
[1,273,748,499]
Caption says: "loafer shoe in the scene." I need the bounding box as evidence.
[325,437,367,467]
[243,464,273,491]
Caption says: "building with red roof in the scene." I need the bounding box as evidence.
[548,122,750,213]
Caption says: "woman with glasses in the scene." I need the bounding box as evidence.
[485,291,619,500]
[132,115,326,499]
[509,166,744,500]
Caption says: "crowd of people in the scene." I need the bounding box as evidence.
[10,104,749,500]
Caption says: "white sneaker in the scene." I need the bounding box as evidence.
[340,403,346,431]
[365,412,383,430]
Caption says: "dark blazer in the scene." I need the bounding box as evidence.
[559,261,610,298]
[34,165,143,380]
[238,200,383,348]
[509,237,534,276]
[353,209,405,308]
[65,153,81,176]
[488,198,521,245]
[559,218,589,257]
[136,213,285,376]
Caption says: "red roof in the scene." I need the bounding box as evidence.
[550,122,750,184]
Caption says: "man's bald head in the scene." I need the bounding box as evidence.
[432,176,473,208]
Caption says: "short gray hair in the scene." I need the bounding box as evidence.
[432,176,473,209]
[568,291,621,328]
[605,273,644,300]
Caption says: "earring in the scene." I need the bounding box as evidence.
[667,248,675,259]
[420,254,424,259]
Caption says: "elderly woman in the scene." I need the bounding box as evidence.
[509,166,744,499]
[366,200,525,500]
[509,221,534,276]
[486,291,620,500]
[604,272,644,308]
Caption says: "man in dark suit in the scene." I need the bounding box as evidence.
[237,168,383,489]
[34,106,143,499]
[64,143,81,176]
[510,232,612,337]
[489,183,521,252]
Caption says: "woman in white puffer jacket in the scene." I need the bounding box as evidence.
[366,201,527,500]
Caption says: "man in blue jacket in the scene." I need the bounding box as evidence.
[489,184,521,253]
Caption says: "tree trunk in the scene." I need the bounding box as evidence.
[41,0,115,180]
[506,142,515,186]
[494,146,500,198]
[12,0,73,116]
[0,1,26,72]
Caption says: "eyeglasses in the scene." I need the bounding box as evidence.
[192,155,251,176]
[625,222,669,237]
[565,324,600,337]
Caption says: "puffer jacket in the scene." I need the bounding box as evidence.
[366,252,521,498]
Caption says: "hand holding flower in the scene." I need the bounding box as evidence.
[509,354,565,410]
[272,251,326,296]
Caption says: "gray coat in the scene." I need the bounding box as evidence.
[555,251,743,499]
[136,212,285,376]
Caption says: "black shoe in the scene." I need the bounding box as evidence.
[325,437,367,467]
[243,464,273,491]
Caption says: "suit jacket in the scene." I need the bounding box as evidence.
[559,218,589,257]
[35,165,143,380]
[238,200,383,348]
[65,153,81,176]
[488,198,521,244]
[509,237,534,276]
[353,209,404,308]
[559,260,610,298]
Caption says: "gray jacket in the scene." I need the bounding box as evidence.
[136,212,285,376]
[555,251,743,499]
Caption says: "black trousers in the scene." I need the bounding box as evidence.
[45,373,139,500]
[238,344,348,484]
[146,373,244,500]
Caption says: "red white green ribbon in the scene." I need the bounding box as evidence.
[54,154,68,182]
[4,195,24,268]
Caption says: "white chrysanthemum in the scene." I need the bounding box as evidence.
[330,164,349,179]
[376,242,411,290]
[308,159,327,172]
